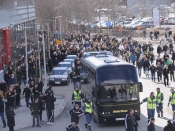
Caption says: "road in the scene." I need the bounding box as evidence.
[19,43,174,131]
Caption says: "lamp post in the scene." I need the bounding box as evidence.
[53,16,62,45]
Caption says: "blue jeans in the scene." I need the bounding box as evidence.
[172,105,175,111]
[85,113,92,125]
[156,103,163,114]
[145,67,149,77]
[25,97,31,107]
[138,68,141,77]
[73,82,76,89]
[0,112,6,126]
[33,114,39,125]
[147,109,155,119]
[151,73,155,81]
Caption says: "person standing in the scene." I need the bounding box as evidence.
[72,72,78,89]
[6,106,15,131]
[0,95,6,128]
[84,98,93,131]
[125,109,138,131]
[129,85,133,100]
[143,58,150,77]
[168,89,175,112]
[147,118,155,131]
[37,78,44,94]
[72,86,84,108]
[140,92,157,123]
[46,92,56,124]
[168,61,175,81]
[156,88,164,117]
[157,45,162,57]
[163,120,175,131]
[156,62,163,82]
[149,64,156,82]
[143,29,146,39]
[30,98,41,127]
[68,104,84,125]
[163,65,169,87]
[22,84,31,107]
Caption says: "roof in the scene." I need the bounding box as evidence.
[82,51,113,58]
[80,55,132,70]
[53,67,67,70]
[64,59,74,61]
[59,62,71,64]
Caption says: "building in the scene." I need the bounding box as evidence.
[127,0,174,17]
[0,0,36,70]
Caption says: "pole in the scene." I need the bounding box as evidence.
[59,17,62,45]
[25,29,28,82]
[37,29,41,78]
[47,22,50,58]
[42,32,47,90]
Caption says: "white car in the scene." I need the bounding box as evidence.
[168,17,175,24]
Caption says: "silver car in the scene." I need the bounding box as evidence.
[58,62,72,74]
[49,67,70,85]
[63,59,75,69]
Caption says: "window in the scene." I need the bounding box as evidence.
[52,70,67,75]
[0,31,3,44]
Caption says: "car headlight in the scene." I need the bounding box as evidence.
[62,78,67,80]
[49,78,54,81]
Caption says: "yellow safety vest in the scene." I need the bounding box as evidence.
[170,93,175,105]
[73,91,82,101]
[147,97,156,109]
[85,102,93,113]
[156,92,163,103]
[129,86,133,94]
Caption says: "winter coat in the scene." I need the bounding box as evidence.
[147,123,155,131]
[46,96,56,110]
[6,110,15,127]
[163,123,175,131]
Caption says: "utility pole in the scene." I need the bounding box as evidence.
[25,29,28,82]
[47,22,50,58]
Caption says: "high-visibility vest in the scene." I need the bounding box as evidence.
[73,91,82,100]
[85,102,93,113]
[156,92,163,103]
[170,93,175,105]
[147,97,156,109]
[129,86,133,94]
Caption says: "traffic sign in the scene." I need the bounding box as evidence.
[118,27,123,31]
[56,40,61,45]
[137,26,141,30]
[105,21,112,27]
[90,24,94,28]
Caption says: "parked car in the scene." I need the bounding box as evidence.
[66,55,77,61]
[168,17,175,24]
[131,21,153,30]
[58,62,73,74]
[63,59,75,69]
[49,67,70,85]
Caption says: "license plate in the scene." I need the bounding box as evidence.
[115,118,125,121]
[55,82,60,84]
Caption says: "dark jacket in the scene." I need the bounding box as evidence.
[125,113,138,131]
[172,53,175,60]
[30,102,40,115]
[6,110,15,127]
[38,81,44,92]
[46,96,56,110]
[163,123,175,131]
[163,45,168,52]
[168,64,175,73]
[0,99,4,112]
[4,74,10,83]
[137,61,143,68]
[147,123,155,131]
[0,83,7,92]
[23,88,31,97]
[149,66,156,73]
[68,107,84,123]
[8,78,16,86]
[157,46,162,53]
[163,68,169,77]
[156,66,163,74]
[143,60,150,68]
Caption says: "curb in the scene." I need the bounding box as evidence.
[10,100,66,131]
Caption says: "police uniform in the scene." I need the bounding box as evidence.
[141,96,157,122]
[168,92,175,111]
[84,101,93,131]
[129,85,133,100]
[156,91,164,117]
[72,90,84,108]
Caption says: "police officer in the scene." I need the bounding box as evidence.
[68,104,84,125]
[140,92,157,122]
[72,86,84,108]
[84,98,93,131]
[168,89,175,112]
[129,85,133,100]
[156,88,164,117]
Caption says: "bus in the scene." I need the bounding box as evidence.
[80,53,142,123]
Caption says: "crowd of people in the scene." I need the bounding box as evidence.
[0,29,175,131]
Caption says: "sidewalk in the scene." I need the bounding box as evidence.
[0,96,66,131]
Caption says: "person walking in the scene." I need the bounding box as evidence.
[68,104,84,125]
[6,106,15,131]
[172,50,175,65]
[72,86,84,108]
[46,92,56,124]
[140,92,157,123]
[147,118,155,131]
[149,64,156,82]
[156,62,163,82]
[163,65,169,87]
[163,120,175,131]
[156,88,164,117]
[0,95,6,128]
[125,109,138,131]
[157,45,162,57]
[168,89,175,112]
[66,122,80,131]
[143,58,150,78]
[22,84,32,107]
[143,29,146,39]
[72,72,78,89]
[84,98,93,131]
[30,98,41,127]
[168,61,175,81]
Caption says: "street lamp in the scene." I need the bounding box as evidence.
[53,16,62,45]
